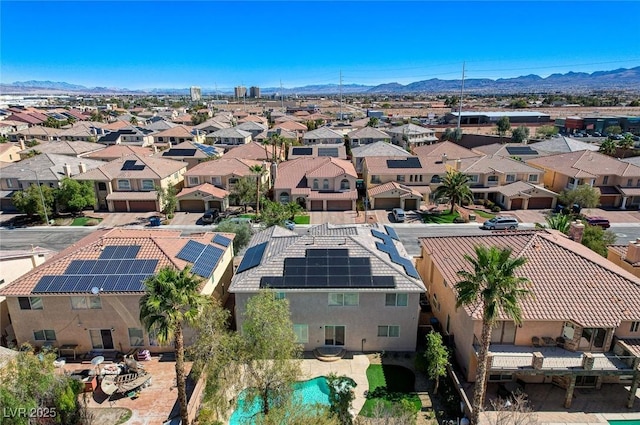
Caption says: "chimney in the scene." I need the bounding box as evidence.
[455,159,461,171]
[625,238,640,264]
[19,139,25,151]
[63,163,72,177]
[271,162,278,185]
[441,153,448,164]
[568,221,585,243]
[152,145,158,154]
[78,162,87,174]
[168,141,173,148]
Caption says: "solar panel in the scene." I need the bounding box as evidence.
[75,276,94,292]
[191,245,224,277]
[373,228,422,280]
[99,246,117,259]
[386,157,422,169]
[141,260,158,274]
[292,147,313,156]
[505,146,538,156]
[103,260,121,274]
[65,260,84,274]
[318,148,339,157]
[163,149,197,157]
[212,234,232,247]
[33,276,56,293]
[177,240,207,263]
[116,259,136,274]
[237,242,268,273]
[78,260,98,274]
[121,160,145,171]
[372,276,395,288]
[194,143,218,156]
[126,275,147,292]
[59,276,78,292]
[384,225,400,241]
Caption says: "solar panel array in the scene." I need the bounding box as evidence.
[176,240,225,277]
[236,242,268,273]
[163,149,197,157]
[194,143,218,156]
[259,249,395,289]
[100,245,141,260]
[386,157,422,169]
[371,229,421,279]
[292,147,313,156]
[212,234,232,247]
[505,146,538,156]
[384,225,400,241]
[121,160,145,171]
[318,148,339,157]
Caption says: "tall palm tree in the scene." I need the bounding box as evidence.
[599,138,617,156]
[618,134,635,158]
[433,170,474,214]
[456,246,531,425]
[140,266,210,425]
[249,164,267,215]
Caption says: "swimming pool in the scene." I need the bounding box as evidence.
[229,376,331,425]
[608,421,640,425]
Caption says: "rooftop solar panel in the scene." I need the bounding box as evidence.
[177,240,207,263]
[191,245,224,277]
[212,234,232,247]
[384,225,400,241]
[237,242,268,273]
[505,146,538,156]
[33,276,56,293]
[65,260,84,274]
[291,147,313,156]
[163,149,197,157]
[386,157,422,169]
[318,148,339,157]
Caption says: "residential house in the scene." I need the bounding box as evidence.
[0,228,235,354]
[222,141,286,162]
[0,120,29,136]
[351,141,412,175]
[272,121,307,140]
[237,115,268,126]
[172,114,193,126]
[82,145,153,162]
[0,143,22,164]
[152,125,204,146]
[180,158,268,210]
[302,127,344,145]
[230,224,426,352]
[362,156,433,209]
[237,121,267,138]
[143,119,179,132]
[8,126,61,142]
[273,157,357,211]
[73,154,187,212]
[254,128,298,147]
[288,144,347,160]
[607,239,640,279]
[19,141,105,160]
[527,150,640,209]
[0,154,104,211]
[194,118,230,134]
[5,112,46,126]
[153,141,220,169]
[57,122,106,142]
[385,124,438,150]
[528,136,600,154]
[347,127,391,147]
[417,228,640,408]
[205,128,252,146]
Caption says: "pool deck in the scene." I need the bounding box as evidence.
[300,353,370,415]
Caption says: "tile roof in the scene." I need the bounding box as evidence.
[462,155,543,174]
[413,141,480,159]
[237,121,267,132]
[385,123,435,136]
[351,141,412,158]
[1,154,104,181]
[495,181,557,198]
[230,224,426,293]
[185,157,263,177]
[347,127,390,139]
[0,228,234,296]
[529,136,599,154]
[302,127,343,140]
[618,338,640,357]
[155,141,209,159]
[223,142,283,161]
[176,183,229,199]
[527,150,640,178]
[273,121,308,131]
[368,181,427,197]
[363,156,429,174]
[207,128,252,138]
[420,230,640,327]
[83,145,153,160]
[288,144,347,160]
[19,140,104,156]
[153,125,195,138]
[73,154,187,181]
[274,157,357,190]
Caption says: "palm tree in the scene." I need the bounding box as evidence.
[268,133,285,162]
[130,116,138,125]
[599,138,617,156]
[140,266,210,425]
[618,134,635,158]
[249,164,267,215]
[543,213,571,233]
[456,246,531,425]
[433,170,474,214]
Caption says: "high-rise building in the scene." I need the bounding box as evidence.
[234,86,247,100]
[190,86,202,102]
[249,86,261,99]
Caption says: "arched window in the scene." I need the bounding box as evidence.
[313,179,319,190]
[431,175,442,184]
[323,179,329,190]
[340,179,350,190]
[279,192,290,203]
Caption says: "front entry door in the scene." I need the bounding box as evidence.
[325,325,345,346]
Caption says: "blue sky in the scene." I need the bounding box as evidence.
[2,1,640,89]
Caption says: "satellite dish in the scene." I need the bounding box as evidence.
[90,287,100,295]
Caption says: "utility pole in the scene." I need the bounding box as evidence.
[280,80,284,113]
[457,62,466,132]
[339,70,343,121]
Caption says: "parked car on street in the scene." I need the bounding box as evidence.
[482,216,519,230]
[585,216,610,229]
[284,220,296,230]
[392,208,406,222]
[201,209,219,224]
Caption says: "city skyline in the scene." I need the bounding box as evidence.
[1,1,640,90]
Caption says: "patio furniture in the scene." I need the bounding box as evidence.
[531,336,541,347]
[59,344,78,361]
[542,337,555,347]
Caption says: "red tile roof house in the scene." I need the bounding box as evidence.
[222,141,286,162]
[153,141,220,169]
[0,228,235,355]
[417,227,640,409]
[178,158,269,212]
[73,154,187,212]
[230,224,426,353]
[152,125,205,146]
[273,157,357,211]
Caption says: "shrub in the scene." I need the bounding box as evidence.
[453,216,467,223]
[167,213,174,219]
[84,219,99,226]
[485,200,495,208]
[491,206,502,212]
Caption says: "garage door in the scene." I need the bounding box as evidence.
[510,198,524,210]
[404,199,418,210]
[208,200,222,210]
[375,197,400,210]
[327,200,352,211]
[180,200,205,213]
[129,200,157,212]
[0,198,16,212]
[528,197,553,209]
[113,201,128,212]
[599,195,617,208]
[310,200,323,211]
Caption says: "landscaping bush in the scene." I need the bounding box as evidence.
[84,219,100,226]
[475,199,486,206]
[491,206,502,212]
[485,200,495,209]
[453,216,467,223]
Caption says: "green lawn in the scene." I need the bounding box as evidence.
[294,215,310,224]
[473,209,495,219]
[71,217,102,226]
[360,364,421,417]
[422,211,459,224]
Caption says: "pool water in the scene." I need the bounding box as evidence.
[608,421,640,425]
[229,376,331,425]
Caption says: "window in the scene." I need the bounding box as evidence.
[528,174,538,183]
[18,297,43,310]
[293,325,309,343]
[313,179,319,190]
[6,179,13,188]
[34,330,56,341]
[71,296,101,310]
[419,175,423,182]
[636,179,640,187]
[631,321,640,332]
[141,180,155,191]
[377,325,400,337]
[328,293,359,306]
[371,175,381,184]
[432,293,440,311]
[158,137,164,142]
[279,192,290,203]
[385,293,408,307]
[506,174,516,182]
[431,175,442,184]
[468,175,479,183]
[323,179,329,190]
[487,175,499,184]
[409,175,414,182]
[117,179,131,190]
[228,178,238,185]
[97,182,107,191]
[340,179,350,190]
[188,176,200,186]
[397,175,405,182]
[128,328,144,347]
[628,179,633,186]
[148,328,172,347]
[603,175,609,185]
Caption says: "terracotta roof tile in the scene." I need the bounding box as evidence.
[176,183,229,198]
[527,150,640,178]
[274,157,357,190]
[185,157,263,177]
[223,142,284,161]
[74,154,186,181]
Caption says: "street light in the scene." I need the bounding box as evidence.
[20,168,49,225]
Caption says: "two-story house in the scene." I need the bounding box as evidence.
[351,141,413,176]
[302,127,344,145]
[237,121,267,138]
[384,124,438,150]
[205,128,252,146]
[274,157,357,211]
[0,228,235,355]
[527,150,640,209]
[347,127,391,147]
[153,141,220,169]
[230,224,426,353]
[417,228,640,409]
[73,154,187,212]
[178,158,269,211]
[223,141,286,162]
[153,125,205,146]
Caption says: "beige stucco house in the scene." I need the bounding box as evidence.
[230,224,426,352]
[0,229,235,355]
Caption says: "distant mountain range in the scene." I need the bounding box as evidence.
[2,66,640,95]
